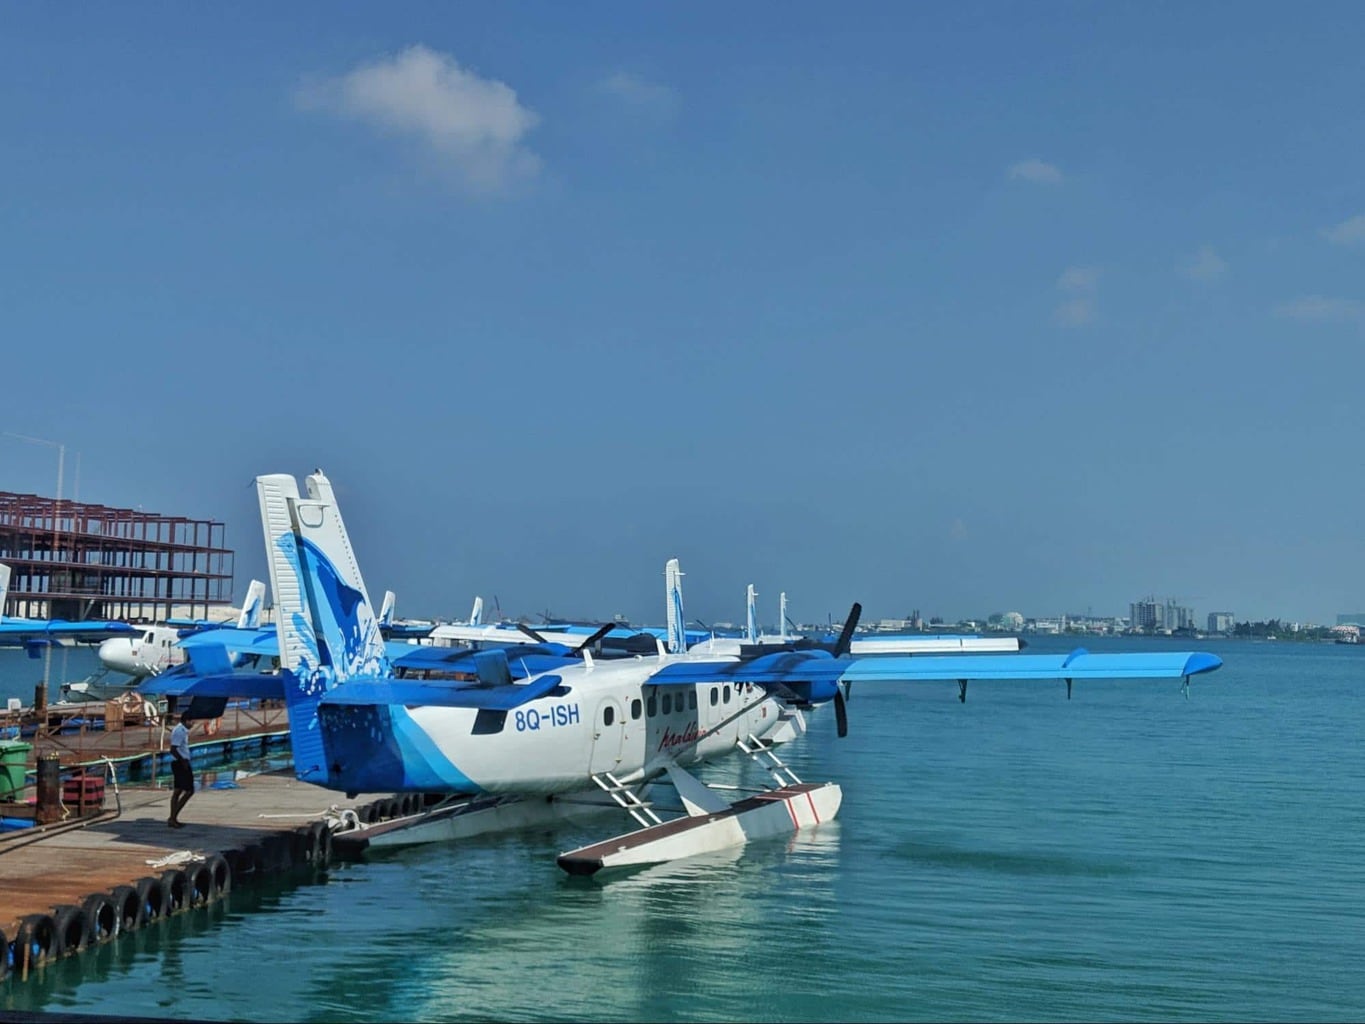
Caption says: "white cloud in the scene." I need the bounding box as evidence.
[1052,297,1095,327]
[596,72,678,117]
[1321,214,1365,245]
[1179,245,1228,282]
[1053,265,1099,326]
[1273,295,1365,323]
[1057,265,1101,291]
[1008,158,1063,184]
[297,44,540,194]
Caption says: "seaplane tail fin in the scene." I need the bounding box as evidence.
[0,562,10,615]
[257,469,389,784]
[746,584,758,644]
[379,590,396,628]
[665,558,686,654]
[237,579,266,629]
[470,596,483,626]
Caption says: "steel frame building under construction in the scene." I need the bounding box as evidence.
[0,490,234,622]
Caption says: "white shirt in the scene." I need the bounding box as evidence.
[171,722,190,760]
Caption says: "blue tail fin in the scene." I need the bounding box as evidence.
[236,579,266,630]
[257,470,389,783]
[664,558,686,654]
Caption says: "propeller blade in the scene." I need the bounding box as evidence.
[832,602,862,659]
[517,622,548,644]
[574,622,616,654]
[834,687,849,738]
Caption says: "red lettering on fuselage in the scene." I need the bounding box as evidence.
[658,720,700,752]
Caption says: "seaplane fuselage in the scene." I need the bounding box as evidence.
[314,654,795,797]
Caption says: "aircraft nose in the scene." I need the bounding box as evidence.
[99,637,136,673]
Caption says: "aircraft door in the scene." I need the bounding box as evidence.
[589,697,626,775]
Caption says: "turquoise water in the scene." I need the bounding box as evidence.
[0,643,105,708]
[4,636,1364,1022]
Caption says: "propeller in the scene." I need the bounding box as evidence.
[831,602,861,658]
[516,622,549,644]
[830,602,860,738]
[572,622,616,655]
[833,685,849,738]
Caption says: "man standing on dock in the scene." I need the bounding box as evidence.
[168,712,195,828]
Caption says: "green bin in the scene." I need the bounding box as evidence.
[0,741,32,800]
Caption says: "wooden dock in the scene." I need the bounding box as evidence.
[0,768,395,980]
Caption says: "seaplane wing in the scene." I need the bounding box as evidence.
[429,623,544,645]
[139,667,285,701]
[318,674,567,711]
[0,561,135,648]
[847,636,1021,654]
[387,645,578,678]
[647,648,1222,688]
[0,619,136,647]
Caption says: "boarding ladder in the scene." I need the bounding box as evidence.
[736,734,803,789]
[590,772,663,829]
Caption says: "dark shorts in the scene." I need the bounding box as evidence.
[172,757,194,793]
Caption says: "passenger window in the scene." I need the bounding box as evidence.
[662,693,673,714]
[647,694,657,717]
[710,687,718,707]
[723,685,731,704]
[631,698,642,720]
[689,691,697,710]
[603,706,615,726]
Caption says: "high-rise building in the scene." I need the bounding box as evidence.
[1130,595,1195,632]
[1207,612,1235,634]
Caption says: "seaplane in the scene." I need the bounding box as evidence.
[153,469,1225,876]
[94,579,267,679]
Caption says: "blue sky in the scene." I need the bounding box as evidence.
[3,2,1363,628]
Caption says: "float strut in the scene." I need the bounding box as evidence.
[958,679,968,703]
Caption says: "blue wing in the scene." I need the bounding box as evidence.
[647,648,1223,704]
[0,618,136,648]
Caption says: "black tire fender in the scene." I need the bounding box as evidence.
[160,869,189,915]
[51,904,87,957]
[262,832,294,872]
[14,913,59,969]
[80,892,118,945]
[189,862,214,907]
[136,875,165,922]
[203,852,232,899]
[109,884,143,932]
[236,843,266,880]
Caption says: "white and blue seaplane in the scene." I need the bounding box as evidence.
[152,469,1224,876]
[93,579,268,681]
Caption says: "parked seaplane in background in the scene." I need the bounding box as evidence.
[153,469,1224,875]
[377,590,448,642]
[94,579,267,679]
[0,563,137,656]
